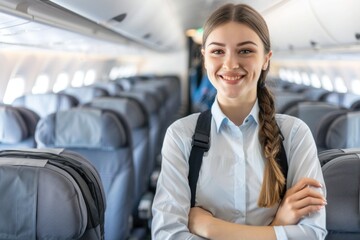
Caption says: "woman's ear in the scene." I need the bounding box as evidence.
[263,50,273,70]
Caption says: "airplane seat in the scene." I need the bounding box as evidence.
[115,91,161,179]
[319,148,360,240]
[302,87,329,101]
[116,78,135,91]
[274,91,305,113]
[86,97,153,230]
[12,93,79,118]
[0,105,40,149]
[132,82,168,147]
[60,86,109,104]
[282,101,343,138]
[92,81,124,96]
[351,100,360,110]
[320,92,360,109]
[317,111,360,151]
[35,108,135,240]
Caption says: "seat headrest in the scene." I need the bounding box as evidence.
[61,87,108,104]
[117,91,158,113]
[322,153,360,232]
[89,97,146,128]
[13,93,78,118]
[326,111,360,148]
[0,106,38,144]
[35,108,128,149]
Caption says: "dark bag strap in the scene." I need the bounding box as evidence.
[188,109,211,207]
[188,109,288,207]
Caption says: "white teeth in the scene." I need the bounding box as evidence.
[221,75,242,81]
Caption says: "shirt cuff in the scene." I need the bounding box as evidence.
[273,226,288,240]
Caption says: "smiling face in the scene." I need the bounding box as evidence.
[202,21,272,106]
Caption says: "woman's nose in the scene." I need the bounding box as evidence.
[222,54,239,70]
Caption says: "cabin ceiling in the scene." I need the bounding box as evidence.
[0,0,359,54]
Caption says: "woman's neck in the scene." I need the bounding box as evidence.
[217,98,256,126]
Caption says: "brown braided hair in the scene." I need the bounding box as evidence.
[202,3,285,207]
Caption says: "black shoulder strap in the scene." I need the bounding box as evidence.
[188,110,288,207]
[188,109,211,207]
[277,131,288,199]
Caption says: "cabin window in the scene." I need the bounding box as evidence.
[279,68,287,82]
[310,73,321,88]
[72,71,84,87]
[32,74,49,94]
[301,72,311,86]
[351,79,360,95]
[53,73,69,93]
[321,75,333,91]
[293,71,302,84]
[84,69,96,86]
[109,66,121,80]
[3,77,25,104]
[334,77,347,93]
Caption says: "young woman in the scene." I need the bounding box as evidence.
[152,3,327,240]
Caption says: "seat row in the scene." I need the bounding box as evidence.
[269,80,360,151]
[0,75,182,239]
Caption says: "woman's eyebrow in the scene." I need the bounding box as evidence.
[207,41,258,47]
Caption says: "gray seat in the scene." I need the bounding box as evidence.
[283,101,343,138]
[12,93,78,118]
[92,82,123,96]
[35,108,135,240]
[273,90,305,113]
[319,148,360,240]
[61,86,108,104]
[0,105,39,149]
[115,91,160,178]
[321,92,360,108]
[317,111,360,151]
[87,97,150,214]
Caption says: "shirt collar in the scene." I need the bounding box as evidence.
[211,97,260,133]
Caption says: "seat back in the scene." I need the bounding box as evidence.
[115,91,160,176]
[323,111,360,149]
[13,93,78,118]
[283,101,343,138]
[0,105,39,149]
[93,82,123,96]
[87,97,150,211]
[61,86,108,104]
[319,148,360,240]
[0,148,105,240]
[35,108,135,240]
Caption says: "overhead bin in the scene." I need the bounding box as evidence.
[264,0,337,52]
[48,0,186,51]
[309,0,360,46]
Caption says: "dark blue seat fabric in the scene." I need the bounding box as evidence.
[35,108,135,240]
[0,105,39,149]
[13,93,78,118]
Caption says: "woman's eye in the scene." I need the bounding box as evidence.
[211,49,224,54]
[239,49,252,54]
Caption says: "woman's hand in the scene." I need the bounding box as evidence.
[271,177,327,226]
[188,207,214,237]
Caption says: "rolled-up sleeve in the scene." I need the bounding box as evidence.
[152,117,206,240]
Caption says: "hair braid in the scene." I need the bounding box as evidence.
[257,81,286,207]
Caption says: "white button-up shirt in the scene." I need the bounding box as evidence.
[152,98,327,240]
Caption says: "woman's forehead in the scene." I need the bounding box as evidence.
[205,22,262,47]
